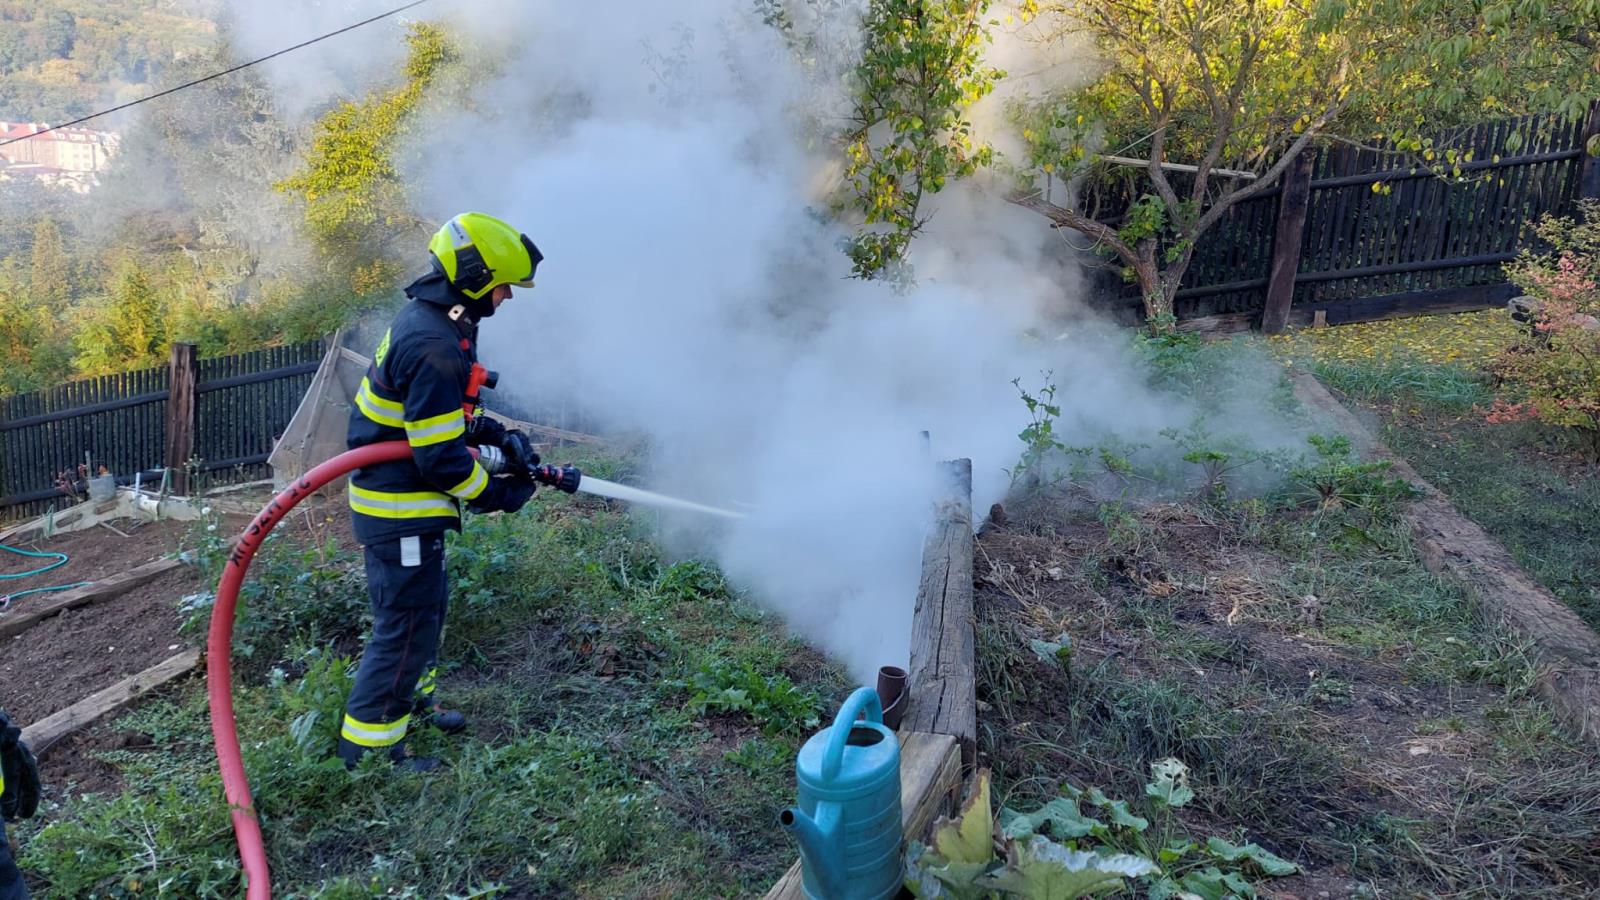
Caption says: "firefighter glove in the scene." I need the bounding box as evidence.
[466,414,508,449]
[504,430,540,474]
[468,476,536,515]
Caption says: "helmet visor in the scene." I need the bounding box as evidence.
[510,234,543,288]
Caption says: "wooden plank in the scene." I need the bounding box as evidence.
[1579,101,1600,199]
[0,557,183,639]
[20,648,201,755]
[904,459,977,762]
[1291,374,1600,744]
[164,343,198,494]
[763,730,961,900]
[1262,149,1315,334]
[485,412,605,446]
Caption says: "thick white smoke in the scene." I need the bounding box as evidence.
[230,1,1299,682]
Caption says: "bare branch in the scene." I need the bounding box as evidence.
[1194,98,1341,236]
[1008,190,1138,268]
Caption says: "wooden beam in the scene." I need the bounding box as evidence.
[1178,282,1519,335]
[20,649,201,755]
[1097,155,1259,180]
[0,557,183,640]
[1578,100,1600,200]
[1262,149,1315,334]
[904,459,977,763]
[164,342,199,495]
[1292,374,1600,744]
[763,730,961,900]
[484,412,605,447]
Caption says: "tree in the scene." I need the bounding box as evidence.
[0,260,66,396]
[29,217,70,310]
[1006,0,1600,330]
[277,22,461,295]
[1361,0,1600,134]
[838,0,1005,280]
[765,0,1005,281]
[72,262,168,375]
[1007,0,1368,329]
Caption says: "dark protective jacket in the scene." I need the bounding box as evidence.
[346,273,514,544]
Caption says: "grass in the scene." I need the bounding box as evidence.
[978,492,1600,897]
[980,325,1600,896]
[1268,311,1600,630]
[15,445,849,897]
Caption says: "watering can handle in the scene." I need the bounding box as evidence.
[821,687,883,781]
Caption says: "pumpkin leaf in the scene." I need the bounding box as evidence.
[978,836,1158,898]
[933,768,995,864]
[999,797,1105,840]
[1146,757,1195,809]
[1204,837,1300,876]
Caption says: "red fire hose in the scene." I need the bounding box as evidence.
[207,441,413,899]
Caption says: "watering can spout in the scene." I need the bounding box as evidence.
[781,803,846,897]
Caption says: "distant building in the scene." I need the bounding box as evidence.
[0,122,119,192]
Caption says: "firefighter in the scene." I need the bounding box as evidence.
[1,708,38,900]
[338,212,579,770]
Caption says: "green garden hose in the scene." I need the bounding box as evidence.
[0,543,91,608]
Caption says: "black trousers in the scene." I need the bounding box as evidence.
[338,533,447,762]
[0,820,26,900]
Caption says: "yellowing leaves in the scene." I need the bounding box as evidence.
[1265,308,1519,368]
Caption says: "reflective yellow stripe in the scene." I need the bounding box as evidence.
[348,484,458,520]
[405,408,466,448]
[341,713,410,747]
[417,666,437,696]
[355,377,405,428]
[445,462,488,500]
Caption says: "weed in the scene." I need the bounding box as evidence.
[669,659,824,736]
[1286,434,1415,513]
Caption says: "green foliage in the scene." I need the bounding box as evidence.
[1287,434,1415,513]
[24,449,850,896]
[1012,0,1360,324]
[1007,372,1078,489]
[277,22,461,292]
[906,765,1296,899]
[1357,0,1600,132]
[670,658,824,735]
[0,1,213,122]
[178,508,365,672]
[839,0,1003,280]
[28,217,70,309]
[1490,204,1600,460]
[70,260,169,374]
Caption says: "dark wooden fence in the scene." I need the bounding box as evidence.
[0,340,325,521]
[1102,107,1600,328]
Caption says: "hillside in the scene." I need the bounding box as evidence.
[0,0,216,125]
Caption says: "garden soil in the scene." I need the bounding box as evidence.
[974,498,1599,897]
[0,503,359,794]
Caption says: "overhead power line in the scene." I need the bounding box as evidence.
[0,0,437,150]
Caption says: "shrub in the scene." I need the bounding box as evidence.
[1493,204,1600,460]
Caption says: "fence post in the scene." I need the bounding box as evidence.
[1261,149,1316,334]
[1580,100,1600,200]
[165,343,198,494]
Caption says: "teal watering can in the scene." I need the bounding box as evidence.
[781,687,902,900]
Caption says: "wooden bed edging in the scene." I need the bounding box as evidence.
[0,557,184,640]
[1293,372,1600,743]
[21,648,202,755]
